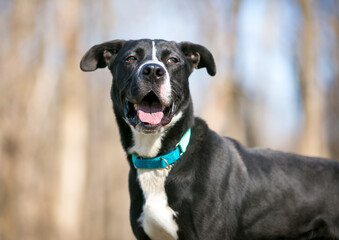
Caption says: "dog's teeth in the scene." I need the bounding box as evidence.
[134,104,138,110]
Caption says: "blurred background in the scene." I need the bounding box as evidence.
[1,0,339,239]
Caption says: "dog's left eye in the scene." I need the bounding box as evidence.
[167,57,179,64]
[126,56,137,62]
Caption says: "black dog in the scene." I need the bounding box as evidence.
[80,39,339,240]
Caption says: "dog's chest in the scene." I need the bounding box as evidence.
[137,168,178,240]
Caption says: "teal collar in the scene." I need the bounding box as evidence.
[132,129,191,169]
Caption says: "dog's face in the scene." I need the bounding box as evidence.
[80,39,216,134]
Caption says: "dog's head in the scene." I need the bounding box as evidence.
[80,39,216,134]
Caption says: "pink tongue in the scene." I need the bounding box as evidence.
[137,103,164,125]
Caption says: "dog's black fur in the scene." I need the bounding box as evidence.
[80,39,339,240]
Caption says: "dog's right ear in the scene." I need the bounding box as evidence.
[80,40,125,72]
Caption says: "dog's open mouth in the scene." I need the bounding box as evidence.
[124,91,173,133]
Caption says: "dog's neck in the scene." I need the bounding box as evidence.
[128,111,183,158]
[114,97,194,161]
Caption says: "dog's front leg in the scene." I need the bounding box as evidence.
[129,170,152,240]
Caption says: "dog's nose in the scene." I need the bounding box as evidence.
[141,63,165,81]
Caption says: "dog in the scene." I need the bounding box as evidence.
[80,39,339,240]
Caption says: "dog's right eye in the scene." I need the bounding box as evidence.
[126,56,137,62]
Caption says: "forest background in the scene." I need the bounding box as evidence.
[1,0,339,239]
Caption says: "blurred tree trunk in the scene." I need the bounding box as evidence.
[221,0,251,145]
[53,0,88,240]
[200,0,250,145]
[327,76,339,160]
[0,1,59,240]
[326,3,339,160]
[297,0,329,157]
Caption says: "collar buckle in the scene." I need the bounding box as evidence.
[160,157,170,170]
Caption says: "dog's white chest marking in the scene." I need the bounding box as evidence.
[137,168,178,240]
[127,111,183,240]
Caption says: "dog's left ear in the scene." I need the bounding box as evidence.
[179,42,216,76]
[80,40,125,72]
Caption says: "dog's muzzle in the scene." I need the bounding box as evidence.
[124,63,174,134]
